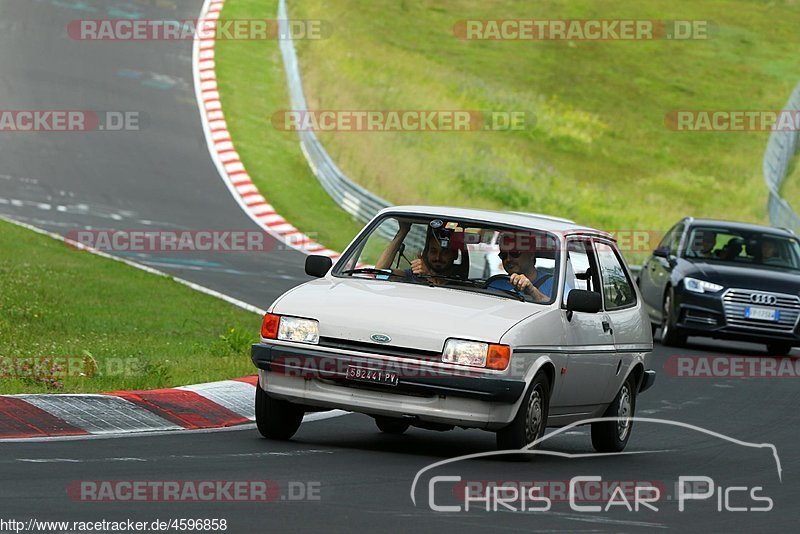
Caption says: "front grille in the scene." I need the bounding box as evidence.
[317,337,441,361]
[722,289,800,333]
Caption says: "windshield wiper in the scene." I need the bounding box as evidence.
[341,268,394,276]
[413,274,482,286]
[485,287,526,302]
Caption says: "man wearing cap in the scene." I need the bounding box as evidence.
[376,220,465,285]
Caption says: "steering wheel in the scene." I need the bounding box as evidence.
[483,274,510,289]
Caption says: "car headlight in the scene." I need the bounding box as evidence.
[442,339,511,370]
[275,316,319,344]
[684,277,724,294]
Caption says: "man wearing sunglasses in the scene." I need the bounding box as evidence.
[489,233,553,303]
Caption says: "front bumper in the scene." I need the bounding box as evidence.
[251,342,527,429]
[674,289,800,345]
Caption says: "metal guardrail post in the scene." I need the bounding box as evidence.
[763,83,800,232]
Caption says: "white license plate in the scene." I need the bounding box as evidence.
[345,366,399,386]
[744,306,779,321]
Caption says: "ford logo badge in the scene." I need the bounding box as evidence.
[371,334,391,344]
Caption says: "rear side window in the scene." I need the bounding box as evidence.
[563,238,602,306]
[595,242,636,310]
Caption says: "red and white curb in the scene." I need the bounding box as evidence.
[193,0,340,261]
[0,375,348,440]
[0,377,259,439]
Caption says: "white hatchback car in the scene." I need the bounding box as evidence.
[252,206,655,452]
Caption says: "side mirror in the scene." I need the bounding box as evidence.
[305,255,333,278]
[652,246,677,266]
[652,246,670,258]
[566,289,602,314]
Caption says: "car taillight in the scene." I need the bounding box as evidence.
[261,313,281,339]
[486,344,511,370]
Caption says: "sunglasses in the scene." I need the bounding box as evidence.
[498,251,522,260]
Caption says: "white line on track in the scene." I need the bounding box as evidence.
[1,411,353,443]
[14,450,334,464]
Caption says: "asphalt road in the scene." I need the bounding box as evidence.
[0,0,798,532]
[0,0,310,308]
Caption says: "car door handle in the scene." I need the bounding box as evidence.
[602,321,612,334]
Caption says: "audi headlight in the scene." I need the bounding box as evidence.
[442,339,511,370]
[277,316,319,344]
[684,277,723,294]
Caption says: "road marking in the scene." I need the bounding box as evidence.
[15,450,333,464]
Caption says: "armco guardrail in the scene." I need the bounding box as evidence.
[277,0,391,230]
[763,82,800,232]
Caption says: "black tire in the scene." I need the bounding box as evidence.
[660,288,687,347]
[591,376,636,453]
[766,342,793,356]
[496,373,550,451]
[375,416,410,435]
[255,384,304,440]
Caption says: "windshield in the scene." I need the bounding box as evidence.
[334,215,561,304]
[684,226,800,270]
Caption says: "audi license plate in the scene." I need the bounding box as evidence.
[744,306,779,322]
[345,366,399,386]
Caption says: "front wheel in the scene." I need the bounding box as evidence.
[766,342,793,356]
[255,384,304,440]
[661,288,686,347]
[375,416,410,435]
[496,373,550,451]
[591,376,636,453]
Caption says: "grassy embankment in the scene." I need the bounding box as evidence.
[0,220,260,393]
[217,0,800,262]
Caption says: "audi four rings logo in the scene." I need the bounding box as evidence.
[750,293,777,305]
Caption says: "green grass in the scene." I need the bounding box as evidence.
[0,219,261,394]
[214,0,365,252]
[216,0,800,263]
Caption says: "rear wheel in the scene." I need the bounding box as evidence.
[255,384,304,440]
[661,288,687,347]
[496,373,550,451]
[766,342,793,356]
[375,416,410,435]
[592,376,636,453]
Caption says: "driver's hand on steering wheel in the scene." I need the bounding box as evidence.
[411,254,432,276]
[509,273,533,294]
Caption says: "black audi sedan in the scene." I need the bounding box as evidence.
[638,217,800,354]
